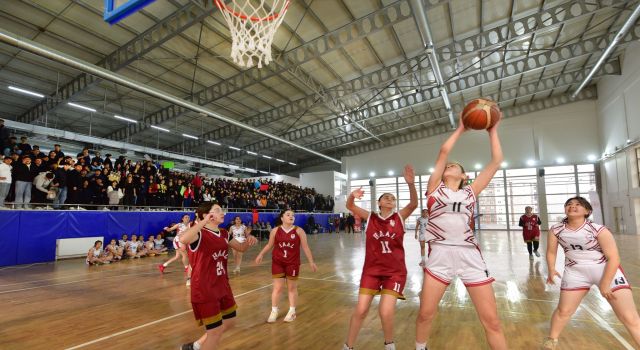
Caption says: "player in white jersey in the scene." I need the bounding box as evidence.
[415,115,507,350]
[125,234,142,258]
[86,240,111,265]
[542,197,640,350]
[229,216,251,274]
[158,214,192,285]
[414,209,429,266]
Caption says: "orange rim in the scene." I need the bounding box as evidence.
[214,0,290,22]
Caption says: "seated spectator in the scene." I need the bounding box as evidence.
[86,240,111,265]
[125,234,142,258]
[105,238,123,261]
[154,234,168,253]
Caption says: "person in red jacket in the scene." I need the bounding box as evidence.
[519,206,542,259]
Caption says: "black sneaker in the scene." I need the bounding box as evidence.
[180,343,194,350]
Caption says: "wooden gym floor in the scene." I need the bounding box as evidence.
[1,230,640,350]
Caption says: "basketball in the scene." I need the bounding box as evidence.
[462,98,502,130]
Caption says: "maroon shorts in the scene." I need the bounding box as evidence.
[272,260,300,280]
[359,274,406,300]
[191,292,237,330]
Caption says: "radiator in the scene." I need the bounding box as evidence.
[56,236,104,260]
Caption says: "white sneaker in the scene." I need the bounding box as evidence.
[186,278,191,287]
[384,342,396,350]
[267,309,278,323]
[283,309,296,322]
[534,251,541,257]
[233,267,240,274]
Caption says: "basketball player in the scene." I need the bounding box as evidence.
[255,209,318,323]
[229,216,252,274]
[86,240,110,265]
[125,234,142,258]
[343,164,418,350]
[415,209,429,266]
[105,238,122,261]
[542,196,640,349]
[519,206,542,259]
[415,116,507,350]
[179,202,257,350]
[159,214,192,286]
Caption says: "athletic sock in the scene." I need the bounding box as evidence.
[193,341,201,350]
[416,342,427,350]
[289,306,296,313]
[272,306,278,312]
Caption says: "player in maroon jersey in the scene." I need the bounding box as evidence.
[179,202,257,350]
[415,115,507,350]
[519,206,542,259]
[255,209,317,323]
[343,164,418,350]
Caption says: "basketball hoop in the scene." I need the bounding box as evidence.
[214,0,290,69]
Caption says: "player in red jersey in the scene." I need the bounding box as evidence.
[541,197,640,350]
[255,209,317,323]
[519,206,542,259]
[343,165,418,350]
[179,202,257,350]
[415,115,507,350]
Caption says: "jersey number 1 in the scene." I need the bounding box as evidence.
[452,202,462,212]
[283,250,288,258]
[380,241,392,254]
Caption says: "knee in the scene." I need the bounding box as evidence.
[619,311,640,328]
[416,307,437,324]
[480,315,502,334]
[556,306,575,319]
[378,307,393,320]
[353,307,369,320]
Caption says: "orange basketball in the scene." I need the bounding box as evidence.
[461,98,501,130]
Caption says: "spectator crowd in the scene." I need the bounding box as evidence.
[0,121,335,212]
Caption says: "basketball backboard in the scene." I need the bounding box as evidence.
[103,0,156,24]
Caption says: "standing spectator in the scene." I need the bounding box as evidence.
[148,177,158,207]
[30,146,45,160]
[182,183,194,208]
[77,148,91,166]
[0,156,12,207]
[67,164,83,204]
[32,158,46,174]
[107,181,122,210]
[122,175,136,208]
[158,179,167,206]
[18,136,31,155]
[0,119,9,149]
[137,176,148,206]
[53,144,64,163]
[32,171,54,206]
[90,177,107,208]
[13,156,36,208]
[53,163,70,209]
[92,151,103,165]
[346,213,355,234]
[103,153,113,169]
[191,172,202,199]
[3,137,18,157]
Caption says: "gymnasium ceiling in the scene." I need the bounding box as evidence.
[0,0,637,175]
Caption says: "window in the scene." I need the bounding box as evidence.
[505,171,538,228]
[544,166,577,226]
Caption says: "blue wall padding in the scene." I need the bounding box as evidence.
[0,211,336,267]
[0,211,21,266]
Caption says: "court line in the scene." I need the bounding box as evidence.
[64,283,272,350]
[0,270,161,294]
[581,303,635,350]
[0,262,161,287]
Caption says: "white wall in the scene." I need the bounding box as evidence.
[596,41,640,234]
[245,175,300,186]
[343,100,599,179]
[299,171,335,196]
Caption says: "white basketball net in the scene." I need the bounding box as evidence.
[214,0,290,69]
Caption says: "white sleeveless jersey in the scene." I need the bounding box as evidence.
[127,241,138,253]
[425,182,476,247]
[550,220,606,267]
[177,222,189,236]
[154,239,164,250]
[91,248,102,257]
[118,239,126,247]
[416,217,428,234]
[230,225,247,243]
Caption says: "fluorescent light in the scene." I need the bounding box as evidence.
[429,167,435,173]
[501,162,508,168]
[207,140,220,146]
[627,139,632,144]
[68,102,96,112]
[262,155,272,159]
[229,165,239,169]
[271,173,278,176]
[150,125,170,132]
[556,157,565,164]
[247,151,257,155]
[526,159,536,166]
[114,115,137,123]
[388,170,394,176]
[587,154,597,161]
[474,163,482,170]
[229,146,241,151]
[276,158,285,163]
[351,173,358,179]
[288,162,296,166]
[8,86,44,98]
[369,171,375,177]
[182,133,198,140]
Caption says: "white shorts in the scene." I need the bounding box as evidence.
[418,231,426,242]
[173,236,181,250]
[424,244,494,287]
[561,264,631,292]
[233,235,246,243]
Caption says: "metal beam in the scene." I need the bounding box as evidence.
[284,85,598,172]
[172,0,628,154]
[16,2,217,124]
[106,0,452,141]
[209,25,631,161]
[0,28,341,164]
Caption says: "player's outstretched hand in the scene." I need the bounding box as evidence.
[350,187,365,200]
[403,164,415,185]
[546,270,561,285]
[255,254,263,265]
[246,235,258,246]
